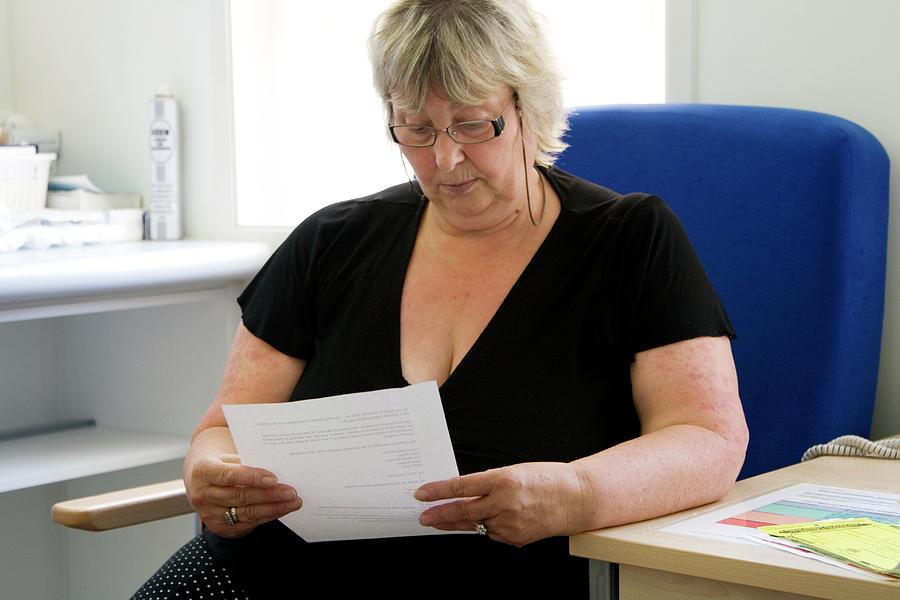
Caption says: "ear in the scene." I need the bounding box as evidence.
[513,94,526,126]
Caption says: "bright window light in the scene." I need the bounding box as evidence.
[229,0,665,228]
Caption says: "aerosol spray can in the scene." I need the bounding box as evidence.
[148,86,181,240]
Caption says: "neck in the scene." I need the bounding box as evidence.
[420,167,552,261]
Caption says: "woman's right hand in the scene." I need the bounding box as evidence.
[187,453,302,538]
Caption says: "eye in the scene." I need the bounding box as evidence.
[455,121,490,134]
[453,121,494,142]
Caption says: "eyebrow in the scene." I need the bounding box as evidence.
[398,105,497,124]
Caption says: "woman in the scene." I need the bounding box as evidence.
[134,1,747,597]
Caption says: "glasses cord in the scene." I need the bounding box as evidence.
[399,148,426,202]
[520,123,545,227]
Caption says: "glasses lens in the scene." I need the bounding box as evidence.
[451,120,494,143]
[392,126,435,147]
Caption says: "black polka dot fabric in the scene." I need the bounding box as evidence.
[131,536,250,600]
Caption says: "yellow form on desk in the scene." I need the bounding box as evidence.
[760,518,900,579]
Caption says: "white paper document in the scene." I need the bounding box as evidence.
[661,483,900,544]
[223,381,461,542]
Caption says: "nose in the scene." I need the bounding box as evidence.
[432,130,465,172]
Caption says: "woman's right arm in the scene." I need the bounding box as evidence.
[184,321,306,538]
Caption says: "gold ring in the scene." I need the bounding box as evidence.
[224,506,239,527]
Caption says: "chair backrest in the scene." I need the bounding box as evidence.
[556,104,890,478]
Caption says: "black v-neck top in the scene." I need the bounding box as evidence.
[213,166,734,598]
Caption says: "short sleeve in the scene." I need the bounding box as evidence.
[237,219,320,359]
[615,195,736,355]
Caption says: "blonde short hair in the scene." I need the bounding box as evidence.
[368,0,568,166]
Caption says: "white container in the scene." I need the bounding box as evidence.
[0,152,57,213]
[148,88,181,240]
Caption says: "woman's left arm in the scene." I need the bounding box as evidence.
[416,335,748,546]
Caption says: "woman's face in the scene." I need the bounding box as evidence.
[393,88,537,233]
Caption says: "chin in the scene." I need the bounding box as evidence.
[444,195,497,219]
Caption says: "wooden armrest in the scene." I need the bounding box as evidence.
[52,479,193,531]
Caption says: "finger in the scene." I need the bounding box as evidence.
[426,518,512,545]
[239,496,303,526]
[418,497,491,527]
[414,471,495,502]
[425,519,482,532]
[201,496,302,537]
[201,483,298,507]
[194,457,278,488]
[203,509,258,539]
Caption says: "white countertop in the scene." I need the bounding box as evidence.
[0,240,272,316]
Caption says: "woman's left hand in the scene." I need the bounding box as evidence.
[414,462,587,547]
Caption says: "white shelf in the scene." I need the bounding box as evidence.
[0,426,189,493]
[0,240,271,321]
[0,239,261,599]
[0,240,271,490]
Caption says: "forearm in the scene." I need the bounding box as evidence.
[182,325,305,490]
[571,424,745,532]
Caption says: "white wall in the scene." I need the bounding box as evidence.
[690,0,900,438]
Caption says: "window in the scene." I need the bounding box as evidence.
[229,0,665,228]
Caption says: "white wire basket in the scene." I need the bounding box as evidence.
[0,152,57,213]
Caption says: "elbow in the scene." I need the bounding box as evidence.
[714,415,750,499]
[696,406,749,502]
[731,409,750,477]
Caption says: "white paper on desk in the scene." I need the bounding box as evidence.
[223,381,462,542]
[660,483,900,545]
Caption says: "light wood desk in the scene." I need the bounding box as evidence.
[570,455,899,600]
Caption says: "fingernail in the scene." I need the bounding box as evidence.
[419,514,433,526]
[280,489,297,500]
[262,476,277,486]
[414,488,429,501]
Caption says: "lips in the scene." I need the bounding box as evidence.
[441,179,475,194]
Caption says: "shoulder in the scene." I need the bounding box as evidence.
[297,181,422,232]
[283,182,423,253]
[546,166,679,234]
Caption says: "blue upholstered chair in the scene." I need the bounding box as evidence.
[556,104,890,478]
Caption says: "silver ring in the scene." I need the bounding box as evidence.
[224,506,239,527]
[474,521,488,535]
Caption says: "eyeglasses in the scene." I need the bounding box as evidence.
[389,106,510,148]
